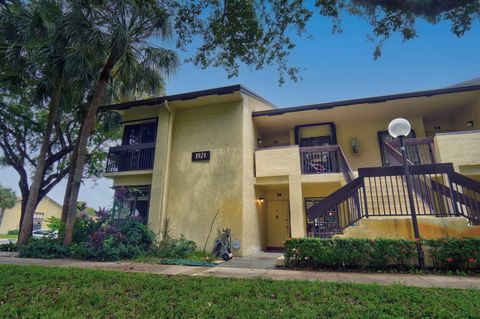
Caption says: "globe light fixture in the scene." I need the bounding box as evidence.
[388,118,425,271]
[388,118,411,138]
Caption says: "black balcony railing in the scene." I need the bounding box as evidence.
[105,143,155,173]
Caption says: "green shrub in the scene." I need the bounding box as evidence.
[45,216,62,232]
[69,238,143,262]
[7,229,19,235]
[156,235,197,259]
[424,238,480,271]
[0,242,17,252]
[115,219,155,250]
[285,238,480,271]
[285,238,417,270]
[68,219,154,261]
[19,239,68,259]
[369,239,417,268]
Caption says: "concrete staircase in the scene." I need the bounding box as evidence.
[363,176,434,216]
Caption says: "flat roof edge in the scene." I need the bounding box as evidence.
[252,84,480,117]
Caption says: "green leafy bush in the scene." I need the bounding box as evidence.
[19,239,68,259]
[0,242,17,252]
[45,216,62,232]
[7,229,19,235]
[115,219,155,250]
[285,238,480,271]
[156,234,197,259]
[68,212,155,261]
[285,238,417,270]
[425,238,480,271]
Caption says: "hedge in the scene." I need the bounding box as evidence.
[284,238,480,271]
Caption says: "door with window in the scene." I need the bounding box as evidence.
[267,201,290,248]
[377,130,420,166]
[120,122,157,171]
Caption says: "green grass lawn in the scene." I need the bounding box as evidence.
[1,265,479,318]
[0,234,17,239]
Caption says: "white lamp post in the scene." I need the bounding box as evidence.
[388,118,426,271]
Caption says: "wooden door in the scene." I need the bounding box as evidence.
[267,201,290,248]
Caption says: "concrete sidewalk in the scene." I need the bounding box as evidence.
[1,257,480,290]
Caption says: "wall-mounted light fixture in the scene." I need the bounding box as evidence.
[350,137,359,155]
[257,138,263,145]
[257,197,264,203]
[467,121,474,128]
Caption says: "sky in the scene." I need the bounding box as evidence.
[1,12,480,210]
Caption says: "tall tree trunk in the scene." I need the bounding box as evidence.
[61,138,80,224]
[63,54,116,246]
[17,174,29,239]
[18,79,63,245]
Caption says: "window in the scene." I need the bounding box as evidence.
[33,212,44,231]
[122,122,157,145]
[305,197,338,238]
[113,186,151,224]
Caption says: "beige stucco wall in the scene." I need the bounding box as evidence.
[108,93,275,256]
[433,131,480,175]
[0,197,63,234]
[453,98,480,131]
[242,95,270,255]
[112,174,153,187]
[257,117,425,171]
[336,117,425,170]
[340,216,480,240]
[255,146,301,177]
[164,100,245,255]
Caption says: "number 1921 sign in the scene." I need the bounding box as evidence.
[192,151,210,161]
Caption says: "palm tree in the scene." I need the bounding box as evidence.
[61,1,178,246]
[0,185,16,228]
[0,1,69,244]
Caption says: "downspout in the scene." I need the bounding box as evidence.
[159,100,174,236]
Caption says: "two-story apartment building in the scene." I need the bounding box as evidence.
[102,82,480,256]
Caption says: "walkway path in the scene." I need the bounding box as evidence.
[218,252,282,269]
[1,257,479,290]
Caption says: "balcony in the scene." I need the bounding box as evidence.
[255,144,353,181]
[105,143,155,173]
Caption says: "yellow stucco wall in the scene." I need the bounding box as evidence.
[255,146,301,177]
[336,117,425,170]
[258,117,425,170]
[340,216,480,240]
[242,95,273,254]
[112,174,153,187]
[0,197,63,234]
[164,100,246,255]
[433,131,480,175]
[453,99,480,131]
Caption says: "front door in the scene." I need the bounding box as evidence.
[267,201,290,248]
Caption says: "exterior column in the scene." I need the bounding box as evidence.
[289,174,306,238]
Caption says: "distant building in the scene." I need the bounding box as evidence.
[0,196,63,234]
